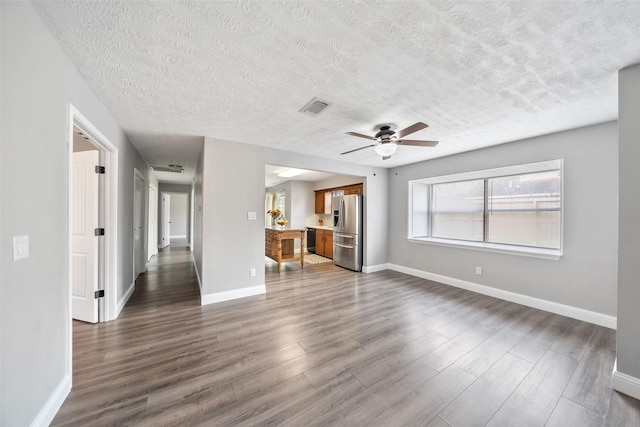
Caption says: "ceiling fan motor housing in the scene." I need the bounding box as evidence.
[375,125,395,141]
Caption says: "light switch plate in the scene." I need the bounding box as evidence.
[247,211,257,220]
[13,235,29,261]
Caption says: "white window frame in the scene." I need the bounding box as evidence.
[408,160,563,260]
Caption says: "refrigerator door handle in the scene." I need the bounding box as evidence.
[336,234,354,239]
[336,243,354,249]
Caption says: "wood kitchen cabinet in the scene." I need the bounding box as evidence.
[314,191,324,214]
[316,229,333,259]
[344,184,363,195]
[314,191,332,214]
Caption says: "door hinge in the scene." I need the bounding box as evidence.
[94,289,105,299]
[94,228,105,236]
[95,165,106,174]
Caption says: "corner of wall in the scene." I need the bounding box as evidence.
[200,285,266,306]
[613,360,640,401]
[29,375,70,427]
[116,281,136,318]
[362,263,390,273]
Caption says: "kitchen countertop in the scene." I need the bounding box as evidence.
[265,226,307,232]
[306,225,333,230]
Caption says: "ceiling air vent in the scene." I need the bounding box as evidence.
[151,164,184,173]
[299,97,330,116]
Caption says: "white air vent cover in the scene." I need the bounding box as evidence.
[151,165,184,173]
[299,97,330,115]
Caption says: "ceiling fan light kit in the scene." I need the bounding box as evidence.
[342,121,439,159]
[374,142,398,157]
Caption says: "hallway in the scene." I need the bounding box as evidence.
[52,246,640,426]
[53,245,202,425]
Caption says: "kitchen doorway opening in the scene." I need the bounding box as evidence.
[264,164,366,273]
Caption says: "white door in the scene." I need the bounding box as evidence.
[160,193,171,248]
[133,172,145,278]
[72,150,99,323]
[148,185,157,260]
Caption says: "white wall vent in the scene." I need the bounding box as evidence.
[151,165,184,173]
[299,97,330,115]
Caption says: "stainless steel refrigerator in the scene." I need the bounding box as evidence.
[332,194,363,271]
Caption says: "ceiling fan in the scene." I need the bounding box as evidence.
[342,122,439,159]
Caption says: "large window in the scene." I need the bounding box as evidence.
[409,160,562,257]
[431,179,484,242]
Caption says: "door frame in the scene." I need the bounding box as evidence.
[133,168,147,281]
[148,184,158,260]
[160,190,192,247]
[68,106,119,339]
[160,192,171,248]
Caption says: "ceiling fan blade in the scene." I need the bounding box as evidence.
[340,144,376,155]
[382,156,391,160]
[395,122,428,139]
[397,139,439,147]
[346,131,376,141]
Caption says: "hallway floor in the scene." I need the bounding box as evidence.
[52,246,640,426]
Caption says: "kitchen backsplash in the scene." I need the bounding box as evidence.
[306,214,332,228]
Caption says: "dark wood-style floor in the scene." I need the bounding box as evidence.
[52,244,640,426]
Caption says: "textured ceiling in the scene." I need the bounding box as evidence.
[33,1,640,183]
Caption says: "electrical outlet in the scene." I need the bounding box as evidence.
[475,266,482,276]
[250,268,256,277]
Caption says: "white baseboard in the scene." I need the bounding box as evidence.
[388,263,617,329]
[201,284,266,305]
[613,362,640,400]
[116,281,135,318]
[363,263,390,273]
[30,374,70,427]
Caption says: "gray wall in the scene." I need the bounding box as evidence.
[388,121,618,316]
[291,181,315,230]
[196,137,389,298]
[1,3,153,424]
[617,63,640,380]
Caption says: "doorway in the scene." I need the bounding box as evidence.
[68,105,119,384]
[159,191,191,248]
[133,169,147,279]
[71,144,101,323]
[148,185,158,260]
[68,106,118,324]
[160,193,171,249]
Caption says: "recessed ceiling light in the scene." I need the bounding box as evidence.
[277,168,307,178]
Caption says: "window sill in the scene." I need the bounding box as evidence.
[407,237,562,260]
